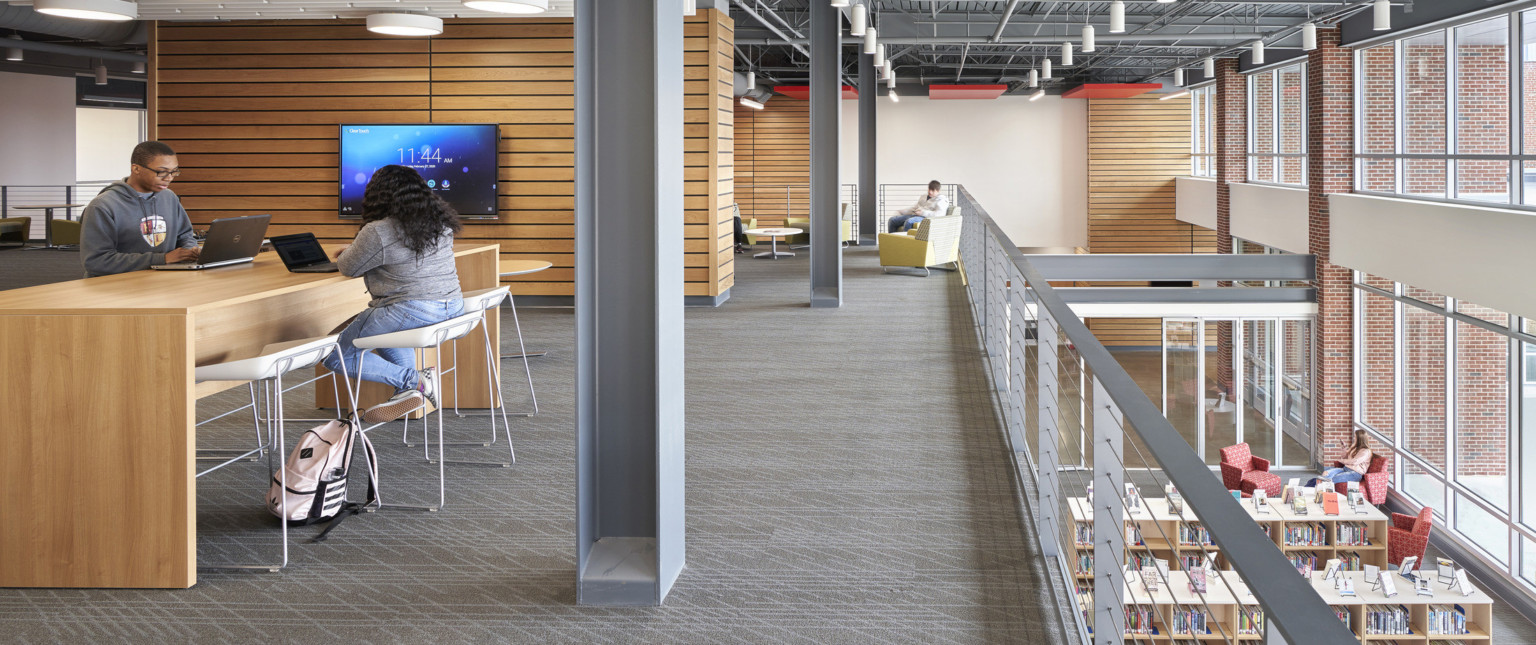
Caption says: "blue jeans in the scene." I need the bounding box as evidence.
[888,213,925,233]
[1307,467,1364,488]
[323,298,465,393]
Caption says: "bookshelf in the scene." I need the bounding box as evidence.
[1307,570,1494,643]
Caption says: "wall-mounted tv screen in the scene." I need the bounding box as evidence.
[339,123,499,220]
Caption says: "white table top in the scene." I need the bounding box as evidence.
[12,204,83,210]
[499,259,553,277]
[1306,569,1492,606]
[1067,494,1387,523]
[745,227,802,237]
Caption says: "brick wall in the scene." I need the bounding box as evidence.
[1359,275,1396,433]
[1359,44,1395,191]
[1307,28,1355,467]
[1401,296,1448,469]
[1454,303,1509,478]
[1215,59,1244,391]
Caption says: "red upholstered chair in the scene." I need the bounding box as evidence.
[1388,507,1433,569]
[1334,454,1389,505]
[1219,443,1282,498]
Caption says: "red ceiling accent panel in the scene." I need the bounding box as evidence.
[927,84,1008,100]
[773,85,859,100]
[1061,83,1162,99]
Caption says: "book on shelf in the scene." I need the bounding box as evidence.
[1230,490,1242,501]
[1177,522,1211,546]
[1086,483,1092,505]
[1337,521,1370,546]
[1399,556,1419,578]
[1168,608,1208,635]
[1454,569,1475,597]
[1125,524,1144,546]
[1125,483,1141,513]
[1364,604,1411,635]
[1124,605,1155,635]
[1075,552,1093,574]
[1323,492,1341,515]
[1074,521,1093,545]
[1168,491,1183,515]
[1284,522,1328,546]
[1437,558,1456,584]
[1364,564,1380,584]
[1333,606,1351,625]
[1379,573,1399,598]
[1288,477,1301,489]
[1237,607,1264,635]
[1283,486,1296,504]
[1322,558,1341,580]
[1155,558,1170,582]
[1337,551,1363,571]
[1141,567,1159,593]
[1426,604,1469,635]
[1292,496,1308,515]
[1416,576,1433,597]
[1339,578,1356,596]
[1188,566,1208,594]
[1254,488,1269,513]
[1288,552,1318,577]
[1313,486,1326,504]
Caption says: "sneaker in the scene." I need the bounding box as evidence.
[362,388,425,423]
[417,367,438,407]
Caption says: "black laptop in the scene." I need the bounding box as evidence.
[270,232,340,273]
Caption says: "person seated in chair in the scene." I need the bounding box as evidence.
[1306,429,1374,488]
[887,180,949,233]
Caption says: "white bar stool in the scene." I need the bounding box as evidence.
[431,286,517,467]
[497,260,552,416]
[352,309,485,512]
[193,334,353,572]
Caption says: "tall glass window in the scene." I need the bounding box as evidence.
[1248,63,1307,186]
[1191,84,1215,177]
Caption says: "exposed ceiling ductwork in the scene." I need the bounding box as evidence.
[0,2,146,45]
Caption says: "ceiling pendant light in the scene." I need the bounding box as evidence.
[1028,69,1038,88]
[864,26,877,55]
[1302,22,1317,51]
[366,13,444,36]
[132,60,145,74]
[1160,89,1190,101]
[747,71,755,91]
[1082,24,1096,53]
[1157,0,1176,4]
[1173,68,1183,86]
[740,97,765,110]
[1204,57,1215,78]
[33,0,136,21]
[887,73,895,89]
[94,63,108,85]
[5,35,22,62]
[683,0,696,16]
[1109,1,1125,34]
[831,0,848,8]
[461,0,547,13]
[875,43,886,68]
[1251,40,1265,65]
[850,3,867,38]
[889,89,899,103]
[1061,41,1073,67]
[1374,0,1390,31]
[1042,57,1052,80]
[1030,89,1045,101]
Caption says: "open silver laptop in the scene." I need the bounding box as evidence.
[151,214,271,271]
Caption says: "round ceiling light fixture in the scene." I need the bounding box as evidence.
[33,0,137,21]
[461,0,547,14]
[366,13,444,37]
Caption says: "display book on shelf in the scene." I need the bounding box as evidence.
[1079,568,1266,639]
[1066,486,1389,583]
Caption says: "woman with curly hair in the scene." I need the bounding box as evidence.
[322,164,465,423]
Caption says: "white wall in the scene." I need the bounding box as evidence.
[0,72,76,188]
[1332,193,1536,320]
[76,107,144,183]
[1230,182,1309,254]
[1175,176,1217,231]
[839,94,1087,247]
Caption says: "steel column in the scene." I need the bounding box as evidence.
[858,48,877,245]
[574,0,687,606]
[808,0,842,307]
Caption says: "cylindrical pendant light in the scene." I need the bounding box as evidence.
[1061,41,1073,67]
[1374,0,1390,31]
[887,73,895,89]
[1251,40,1265,65]
[683,0,696,16]
[1173,68,1184,87]
[5,35,22,62]
[850,3,867,37]
[874,43,886,68]
[1110,1,1125,34]
[1082,24,1096,53]
[747,71,755,91]
[889,90,899,103]
[864,27,877,55]
[1204,57,1215,78]
[366,13,444,36]
[1028,69,1038,88]
[1030,89,1045,102]
[1042,57,1052,80]
[461,0,547,14]
[94,63,108,85]
[132,60,145,74]
[1302,22,1318,51]
[831,0,849,8]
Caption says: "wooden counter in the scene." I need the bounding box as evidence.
[0,242,500,588]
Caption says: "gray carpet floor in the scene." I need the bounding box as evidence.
[0,245,1064,644]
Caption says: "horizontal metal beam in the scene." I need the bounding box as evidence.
[4,38,145,63]
[1055,287,1315,304]
[736,32,1267,46]
[1025,253,1316,281]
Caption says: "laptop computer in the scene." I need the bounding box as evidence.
[270,232,339,273]
[151,214,271,271]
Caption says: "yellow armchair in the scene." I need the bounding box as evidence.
[879,215,963,276]
[52,219,83,246]
[0,216,30,246]
[782,213,853,247]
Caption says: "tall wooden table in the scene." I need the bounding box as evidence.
[0,243,500,588]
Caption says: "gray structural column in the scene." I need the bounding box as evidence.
[574,0,686,606]
[1092,377,1126,644]
[858,45,877,244]
[808,0,842,307]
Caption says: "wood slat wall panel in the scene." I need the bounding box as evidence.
[153,13,734,298]
[1085,95,1213,347]
[734,99,809,228]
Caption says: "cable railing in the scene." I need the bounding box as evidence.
[736,183,860,242]
[1,181,114,240]
[953,185,1351,644]
[876,182,957,236]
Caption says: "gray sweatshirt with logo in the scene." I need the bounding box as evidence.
[338,218,462,308]
[80,180,198,277]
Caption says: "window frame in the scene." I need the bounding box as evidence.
[1190,83,1216,177]
[1246,61,1308,187]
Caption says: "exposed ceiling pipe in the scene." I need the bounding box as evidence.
[736,32,1268,46]
[731,0,810,60]
[0,3,145,45]
[990,0,1021,43]
[4,36,144,62]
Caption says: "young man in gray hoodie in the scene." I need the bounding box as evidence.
[80,141,200,277]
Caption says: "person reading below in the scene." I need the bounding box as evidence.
[1307,429,1374,488]
[321,165,467,423]
[80,140,199,277]
[887,180,950,233]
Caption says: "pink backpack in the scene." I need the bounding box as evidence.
[267,418,375,525]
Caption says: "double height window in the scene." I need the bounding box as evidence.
[1190,84,1215,177]
[1248,62,1307,186]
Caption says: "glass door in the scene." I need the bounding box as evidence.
[1163,319,1204,462]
